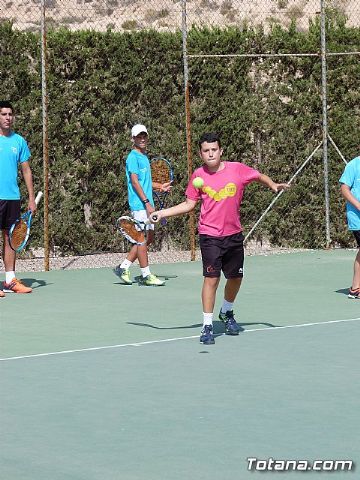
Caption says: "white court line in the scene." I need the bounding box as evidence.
[1,316,360,362]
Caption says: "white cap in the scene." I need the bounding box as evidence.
[131,124,148,137]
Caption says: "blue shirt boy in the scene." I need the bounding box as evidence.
[125,149,153,211]
[0,132,31,199]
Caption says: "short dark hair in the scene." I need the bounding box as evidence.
[0,101,14,112]
[198,132,221,149]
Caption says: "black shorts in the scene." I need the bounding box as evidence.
[0,200,21,230]
[199,232,245,279]
[352,230,360,247]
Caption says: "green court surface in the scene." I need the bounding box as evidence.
[1,250,359,479]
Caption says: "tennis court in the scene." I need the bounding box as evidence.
[1,249,359,479]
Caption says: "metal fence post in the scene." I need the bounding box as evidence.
[41,0,50,270]
[182,0,196,261]
[321,0,331,247]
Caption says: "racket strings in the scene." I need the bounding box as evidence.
[151,160,171,189]
[10,220,28,250]
[119,219,145,244]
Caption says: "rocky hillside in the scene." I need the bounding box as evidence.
[0,0,358,32]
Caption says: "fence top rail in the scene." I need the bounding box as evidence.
[188,52,360,58]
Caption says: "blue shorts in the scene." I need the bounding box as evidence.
[199,232,244,279]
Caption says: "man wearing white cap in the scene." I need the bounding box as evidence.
[114,124,171,286]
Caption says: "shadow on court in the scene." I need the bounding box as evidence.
[127,321,202,330]
[21,278,48,289]
[125,320,278,333]
[335,287,351,296]
[113,274,178,287]
[213,320,279,333]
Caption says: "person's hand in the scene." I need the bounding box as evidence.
[145,202,155,215]
[272,183,290,193]
[150,211,161,223]
[28,198,37,214]
[160,181,172,193]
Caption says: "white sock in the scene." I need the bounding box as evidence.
[5,271,15,284]
[120,259,132,270]
[221,299,234,314]
[141,266,151,278]
[203,312,213,326]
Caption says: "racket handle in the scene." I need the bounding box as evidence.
[35,191,43,205]
[144,216,156,226]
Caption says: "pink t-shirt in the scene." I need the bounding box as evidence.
[186,161,261,237]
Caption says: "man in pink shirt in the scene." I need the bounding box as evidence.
[151,132,289,345]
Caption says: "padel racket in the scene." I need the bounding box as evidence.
[9,191,43,252]
[150,156,173,225]
[115,216,152,245]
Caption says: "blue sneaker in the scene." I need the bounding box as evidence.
[348,287,360,299]
[218,310,244,335]
[200,324,215,345]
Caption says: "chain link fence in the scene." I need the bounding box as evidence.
[2,1,360,32]
[1,0,360,271]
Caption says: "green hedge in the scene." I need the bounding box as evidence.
[1,13,359,254]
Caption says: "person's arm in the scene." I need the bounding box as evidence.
[20,161,36,212]
[130,172,154,214]
[256,173,290,193]
[150,198,197,223]
[340,183,360,210]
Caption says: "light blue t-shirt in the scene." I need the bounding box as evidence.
[125,149,153,212]
[0,132,31,199]
[339,156,360,230]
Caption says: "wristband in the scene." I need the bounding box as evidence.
[143,199,150,204]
